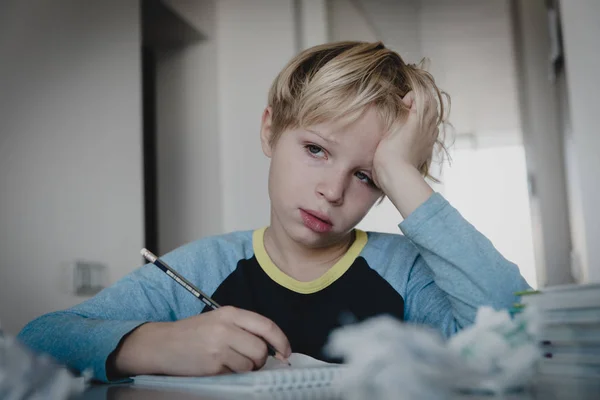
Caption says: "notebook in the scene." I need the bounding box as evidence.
[133,353,345,396]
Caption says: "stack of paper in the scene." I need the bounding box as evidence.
[519,283,600,395]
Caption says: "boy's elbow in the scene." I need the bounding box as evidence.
[16,313,60,354]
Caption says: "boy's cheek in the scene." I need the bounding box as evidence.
[348,188,380,213]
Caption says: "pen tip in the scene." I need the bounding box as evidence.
[275,353,290,366]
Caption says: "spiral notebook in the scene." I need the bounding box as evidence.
[133,353,345,395]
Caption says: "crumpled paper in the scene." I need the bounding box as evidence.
[0,325,89,400]
[447,306,540,393]
[326,306,540,399]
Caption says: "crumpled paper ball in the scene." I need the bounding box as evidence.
[325,306,540,400]
[447,306,540,393]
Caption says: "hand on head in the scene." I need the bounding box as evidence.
[372,91,440,192]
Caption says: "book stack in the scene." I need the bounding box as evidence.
[519,283,600,397]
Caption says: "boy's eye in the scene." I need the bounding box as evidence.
[355,171,375,186]
[305,144,326,158]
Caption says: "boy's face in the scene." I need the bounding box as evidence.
[261,107,385,248]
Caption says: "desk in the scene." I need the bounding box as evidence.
[73,377,600,400]
[75,385,532,400]
[75,384,228,400]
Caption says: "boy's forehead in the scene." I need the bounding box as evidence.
[305,126,340,143]
[307,108,386,143]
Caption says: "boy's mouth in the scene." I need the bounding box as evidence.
[299,209,333,233]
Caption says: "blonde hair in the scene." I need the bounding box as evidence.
[267,41,450,181]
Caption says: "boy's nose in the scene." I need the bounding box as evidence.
[316,173,347,206]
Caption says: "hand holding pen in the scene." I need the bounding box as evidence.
[139,249,291,371]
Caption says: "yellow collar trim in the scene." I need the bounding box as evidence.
[252,227,368,294]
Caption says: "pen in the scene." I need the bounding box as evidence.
[140,248,290,366]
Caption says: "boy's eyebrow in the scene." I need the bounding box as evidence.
[305,128,338,144]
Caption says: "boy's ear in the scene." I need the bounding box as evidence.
[260,106,274,158]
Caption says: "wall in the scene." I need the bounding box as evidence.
[558,0,600,283]
[0,1,144,334]
[155,0,223,253]
[557,66,587,283]
[419,0,521,143]
[328,0,378,43]
[355,0,422,63]
[298,0,328,50]
[511,0,573,286]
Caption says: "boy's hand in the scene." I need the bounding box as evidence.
[372,91,439,218]
[373,91,439,187]
[110,306,291,378]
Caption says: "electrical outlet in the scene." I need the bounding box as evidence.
[73,261,107,296]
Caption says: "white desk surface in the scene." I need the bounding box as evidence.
[74,376,600,400]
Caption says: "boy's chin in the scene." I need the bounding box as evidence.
[292,226,349,249]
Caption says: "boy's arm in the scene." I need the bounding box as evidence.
[17,255,200,383]
[372,96,530,336]
[18,309,148,382]
[399,191,531,336]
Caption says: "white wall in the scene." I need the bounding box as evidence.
[419,0,521,143]
[356,0,422,63]
[511,0,573,286]
[558,0,600,283]
[0,1,144,334]
[328,0,379,43]
[557,68,587,283]
[216,0,297,233]
[299,0,328,50]
[329,0,421,64]
[155,0,223,253]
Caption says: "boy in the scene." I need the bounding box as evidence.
[18,41,530,382]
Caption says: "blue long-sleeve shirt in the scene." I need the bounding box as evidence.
[17,193,530,382]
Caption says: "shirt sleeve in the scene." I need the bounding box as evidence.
[16,234,243,383]
[17,263,179,383]
[400,192,531,337]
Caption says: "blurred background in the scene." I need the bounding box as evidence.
[0,0,598,335]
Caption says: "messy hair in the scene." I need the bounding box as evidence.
[267,41,450,181]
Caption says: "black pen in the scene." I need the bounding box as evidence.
[140,248,290,365]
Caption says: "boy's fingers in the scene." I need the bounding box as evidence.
[227,326,269,369]
[402,91,415,108]
[402,91,438,121]
[400,92,420,129]
[215,365,234,376]
[222,347,255,373]
[220,307,292,357]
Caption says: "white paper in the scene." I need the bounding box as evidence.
[261,352,334,370]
